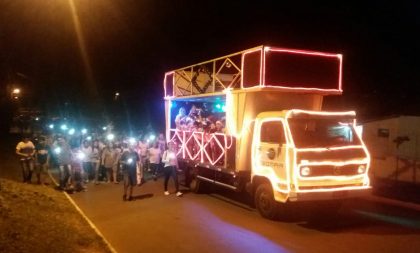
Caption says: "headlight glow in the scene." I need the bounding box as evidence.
[301,166,311,176]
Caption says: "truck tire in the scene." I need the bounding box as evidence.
[255,183,278,220]
[189,177,206,193]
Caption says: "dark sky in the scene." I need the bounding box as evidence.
[1,0,419,130]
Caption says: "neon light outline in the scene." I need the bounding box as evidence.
[251,117,291,193]
[282,109,371,192]
[263,47,343,93]
[241,47,263,89]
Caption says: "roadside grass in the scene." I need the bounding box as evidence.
[0,179,111,253]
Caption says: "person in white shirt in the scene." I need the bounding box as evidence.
[91,140,101,184]
[175,107,186,129]
[16,135,36,183]
[161,142,182,197]
[148,142,162,181]
[80,140,93,183]
[137,137,148,185]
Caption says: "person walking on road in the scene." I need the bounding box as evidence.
[53,136,73,190]
[148,142,162,181]
[35,136,50,185]
[16,135,36,183]
[161,142,182,197]
[120,143,140,201]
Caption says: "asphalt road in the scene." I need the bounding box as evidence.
[68,174,420,253]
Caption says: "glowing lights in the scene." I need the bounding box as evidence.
[54,147,61,154]
[49,124,54,129]
[68,128,75,135]
[13,88,20,94]
[358,165,366,174]
[76,152,85,160]
[301,166,311,176]
[81,128,88,134]
[61,124,68,131]
[127,158,133,164]
[214,103,226,113]
[102,126,107,131]
[106,134,115,141]
[35,117,39,121]
[148,134,156,142]
[128,137,136,145]
[168,129,233,166]
[86,136,92,141]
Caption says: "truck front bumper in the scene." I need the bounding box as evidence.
[285,187,372,202]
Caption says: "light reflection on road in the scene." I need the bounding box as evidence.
[187,202,290,253]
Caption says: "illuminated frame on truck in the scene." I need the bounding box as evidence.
[241,46,343,94]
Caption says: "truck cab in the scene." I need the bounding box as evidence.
[253,110,370,216]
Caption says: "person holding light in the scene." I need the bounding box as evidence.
[161,142,182,197]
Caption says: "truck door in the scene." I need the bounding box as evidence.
[254,120,287,180]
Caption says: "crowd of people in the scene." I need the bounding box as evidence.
[15,130,183,201]
[173,104,228,165]
[174,105,226,134]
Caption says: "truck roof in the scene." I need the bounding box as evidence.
[164,45,343,99]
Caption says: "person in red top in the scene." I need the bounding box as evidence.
[16,135,36,183]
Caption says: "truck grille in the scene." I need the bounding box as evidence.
[302,164,361,177]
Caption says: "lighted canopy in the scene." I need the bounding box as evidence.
[164,45,343,98]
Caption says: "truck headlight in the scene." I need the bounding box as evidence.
[301,166,311,176]
[357,165,366,174]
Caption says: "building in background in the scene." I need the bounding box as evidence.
[362,115,420,185]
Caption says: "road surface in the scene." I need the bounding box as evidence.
[68,174,420,253]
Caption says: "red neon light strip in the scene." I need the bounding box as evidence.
[241,47,264,89]
[262,47,343,92]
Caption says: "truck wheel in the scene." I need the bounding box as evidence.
[255,183,278,220]
[190,177,205,193]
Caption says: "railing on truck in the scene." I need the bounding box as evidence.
[169,129,235,167]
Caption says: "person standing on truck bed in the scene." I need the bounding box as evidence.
[175,107,187,129]
[162,142,183,197]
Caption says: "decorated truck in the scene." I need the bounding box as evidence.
[163,45,371,219]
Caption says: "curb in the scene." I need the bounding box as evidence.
[48,172,118,253]
[363,194,420,212]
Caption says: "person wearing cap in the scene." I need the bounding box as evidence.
[161,142,183,197]
[16,135,36,183]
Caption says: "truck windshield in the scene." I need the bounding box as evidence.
[287,116,361,148]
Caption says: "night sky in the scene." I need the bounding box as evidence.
[1,0,419,132]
